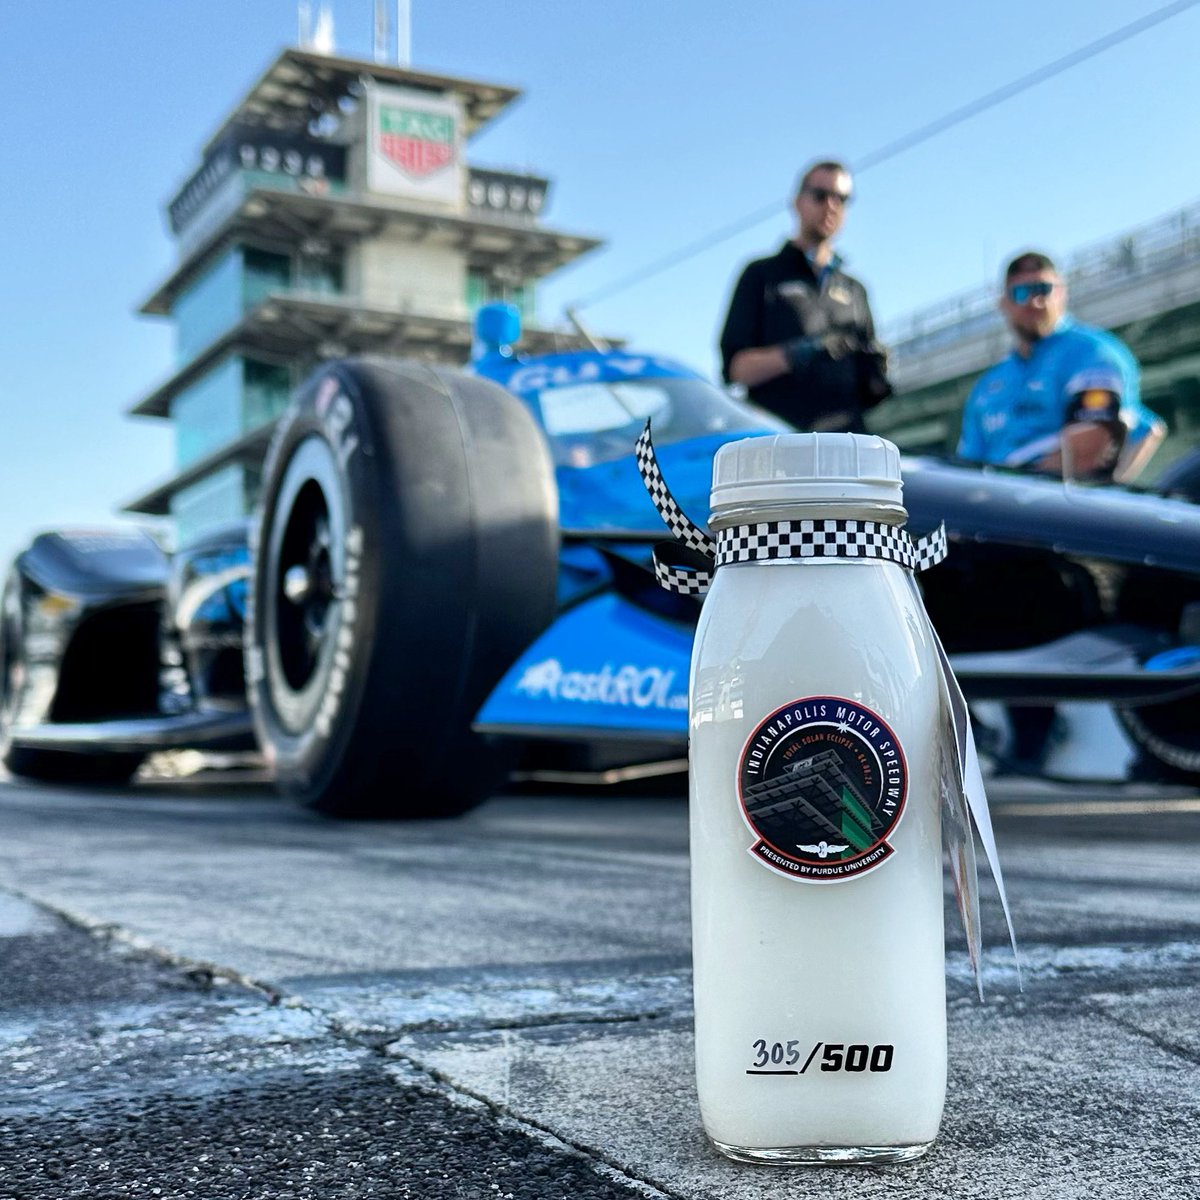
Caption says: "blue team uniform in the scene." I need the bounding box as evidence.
[957,317,1151,467]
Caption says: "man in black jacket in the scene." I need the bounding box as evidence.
[719,160,891,432]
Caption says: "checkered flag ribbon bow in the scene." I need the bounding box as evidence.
[635,422,947,596]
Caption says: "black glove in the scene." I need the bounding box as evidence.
[782,335,818,373]
[782,330,862,372]
[862,337,889,367]
[858,338,893,407]
[820,330,863,361]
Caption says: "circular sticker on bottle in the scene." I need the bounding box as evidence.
[737,696,908,882]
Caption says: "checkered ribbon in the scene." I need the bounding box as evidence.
[636,422,947,596]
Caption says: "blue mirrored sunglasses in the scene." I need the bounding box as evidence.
[1008,281,1056,304]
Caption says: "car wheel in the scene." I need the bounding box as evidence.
[247,360,558,818]
[1116,699,1200,782]
[0,577,144,785]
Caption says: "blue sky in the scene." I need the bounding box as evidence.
[3,0,1200,569]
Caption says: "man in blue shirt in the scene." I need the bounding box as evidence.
[958,252,1165,770]
[957,251,1160,481]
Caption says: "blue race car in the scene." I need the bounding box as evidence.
[5,304,1200,815]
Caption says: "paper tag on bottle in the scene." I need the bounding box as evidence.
[939,731,982,992]
[911,576,1021,992]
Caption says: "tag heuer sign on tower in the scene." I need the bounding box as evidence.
[367,83,463,208]
[381,107,452,175]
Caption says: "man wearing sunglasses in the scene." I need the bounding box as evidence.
[719,160,891,432]
[957,251,1160,481]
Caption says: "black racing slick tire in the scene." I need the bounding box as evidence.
[247,359,559,818]
[1116,699,1200,784]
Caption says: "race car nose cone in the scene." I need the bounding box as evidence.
[283,565,311,605]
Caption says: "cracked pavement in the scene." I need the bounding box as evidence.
[0,900,668,1199]
[0,780,1196,1197]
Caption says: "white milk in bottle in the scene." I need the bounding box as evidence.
[689,433,946,1164]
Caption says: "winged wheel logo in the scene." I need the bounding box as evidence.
[797,841,850,859]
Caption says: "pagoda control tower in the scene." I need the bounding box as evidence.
[125,47,604,544]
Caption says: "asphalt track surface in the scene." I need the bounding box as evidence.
[0,769,1196,1199]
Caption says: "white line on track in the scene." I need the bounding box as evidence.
[994,797,1200,816]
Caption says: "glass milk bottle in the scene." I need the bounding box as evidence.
[689,433,946,1165]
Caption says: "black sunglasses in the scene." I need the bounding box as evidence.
[804,186,853,206]
[1008,281,1056,304]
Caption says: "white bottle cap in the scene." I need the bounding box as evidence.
[709,433,904,522]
